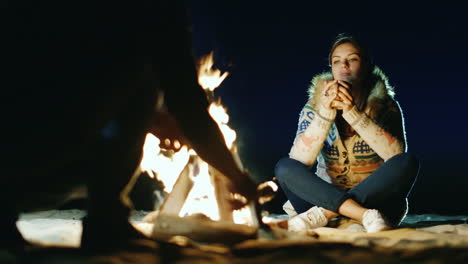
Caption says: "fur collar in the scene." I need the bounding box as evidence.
[307,66,395,113]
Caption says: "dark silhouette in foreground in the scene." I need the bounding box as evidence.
[2,0,256,252]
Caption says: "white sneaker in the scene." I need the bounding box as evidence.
[288,206,328,231]
[344,223,366,233]
[362,209,390,233]
[282,200,298,218]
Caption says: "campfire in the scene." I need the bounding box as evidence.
[139,52,263,243]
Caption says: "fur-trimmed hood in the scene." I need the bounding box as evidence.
[305,66,405,147]
[307,66,396,115]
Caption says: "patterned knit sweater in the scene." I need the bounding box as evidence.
[289,67,406,190]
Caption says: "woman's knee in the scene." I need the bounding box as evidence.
[389,153,419,169]
[389,152,420,182]
[274,157,296,183]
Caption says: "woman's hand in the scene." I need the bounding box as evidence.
[320,80,340,110]
[333,80,355,113]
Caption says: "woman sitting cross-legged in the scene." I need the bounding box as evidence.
[275,34,419,233]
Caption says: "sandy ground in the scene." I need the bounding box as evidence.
[1,210,467,263]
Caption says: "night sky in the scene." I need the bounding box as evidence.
[187,1,468,214]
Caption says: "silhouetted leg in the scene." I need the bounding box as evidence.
[348,153,420,226]
[81,74,156,250]
[82,143,147,250]
[0,199,29,251]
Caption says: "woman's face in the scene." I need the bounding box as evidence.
[331,42,363,84]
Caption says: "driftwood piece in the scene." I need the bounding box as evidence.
[152,214,257,244]
[210,166,234,221]
[157,156,196,215]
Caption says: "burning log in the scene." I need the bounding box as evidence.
[147,155,258,243]
[143,148,259,243]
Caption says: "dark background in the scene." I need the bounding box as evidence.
[186,0,468,215]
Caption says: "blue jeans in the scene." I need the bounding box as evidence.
[275,153,419,226]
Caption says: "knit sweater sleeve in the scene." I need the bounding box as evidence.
[342,99,406,161]
[289,102,336,166]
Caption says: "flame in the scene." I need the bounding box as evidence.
[178,158,220,220]
[140,52,254,226]
[140,133,190,193]
[197,51,229,91]
[233,207,251,225]
[199,51,236,149]
[208,103,236,149]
